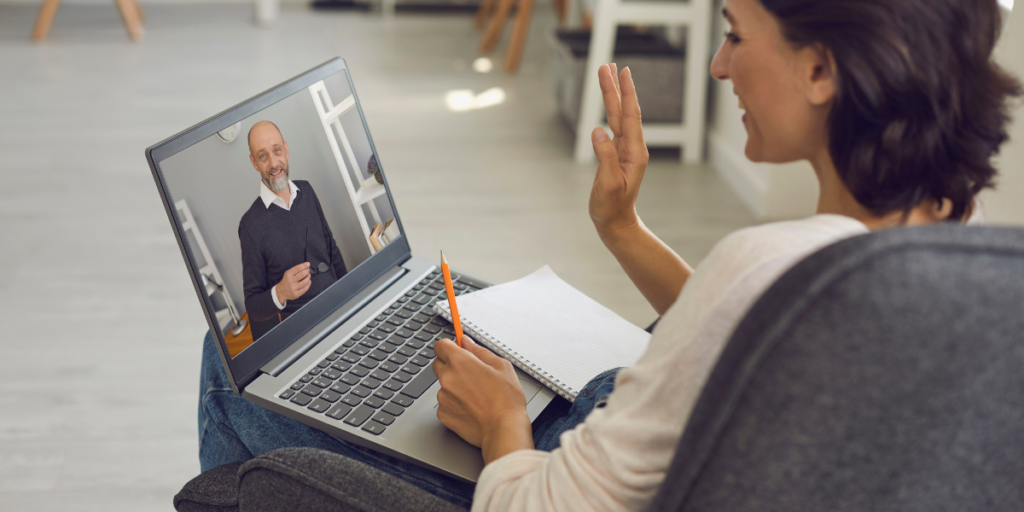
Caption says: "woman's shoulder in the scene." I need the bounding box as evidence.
[699,214,869,275]
[659,215,869,336]
[722,213,868,243]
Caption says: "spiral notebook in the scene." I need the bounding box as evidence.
[434,266,651,402]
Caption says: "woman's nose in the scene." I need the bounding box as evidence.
[710,43,730,81]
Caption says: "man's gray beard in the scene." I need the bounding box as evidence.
[263,168,289,192]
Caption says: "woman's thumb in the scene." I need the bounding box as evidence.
[460,335,495,359]
[591,127,618,169]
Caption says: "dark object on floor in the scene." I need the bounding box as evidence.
[177,225,1024,511]
[310,0,371,11]
[310,0,479,12]
[395,3,479,13]
[548,27,686,127]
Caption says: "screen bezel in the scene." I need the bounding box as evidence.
[145,58,411,391]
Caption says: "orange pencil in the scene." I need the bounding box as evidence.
[440,251,464,348]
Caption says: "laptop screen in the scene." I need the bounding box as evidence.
[150,60,406,373]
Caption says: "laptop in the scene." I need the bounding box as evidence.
[145,57,555,482]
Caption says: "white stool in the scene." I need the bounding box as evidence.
[572,0,713,164]
[255,0,279,25]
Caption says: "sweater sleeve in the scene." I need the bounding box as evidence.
[239,220,280,322]
[308,184,347,278]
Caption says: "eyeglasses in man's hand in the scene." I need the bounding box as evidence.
[305,227,331,276]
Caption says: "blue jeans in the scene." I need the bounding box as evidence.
[198,331,620,509]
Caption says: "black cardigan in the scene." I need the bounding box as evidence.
[238,180,347,322]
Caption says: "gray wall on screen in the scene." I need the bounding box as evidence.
[160,74,396,316]
[323,72,396,223]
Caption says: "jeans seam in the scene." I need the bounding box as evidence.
[576,367,620,398]
[201,388,246,448]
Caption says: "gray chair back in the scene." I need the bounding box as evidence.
[650,225,1024,511]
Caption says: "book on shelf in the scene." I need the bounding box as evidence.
[381,219,400,243]
[369,222,384,252]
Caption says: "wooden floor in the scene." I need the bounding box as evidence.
[0,4,754,510]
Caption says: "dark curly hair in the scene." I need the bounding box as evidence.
[761,0,1021,221]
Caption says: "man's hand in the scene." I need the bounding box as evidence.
[276,262,311,303]
[433,336,534,465]
[589,64,649,238]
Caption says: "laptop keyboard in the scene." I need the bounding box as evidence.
[276,270,485,436]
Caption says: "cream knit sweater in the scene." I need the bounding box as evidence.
[472,215,869,512]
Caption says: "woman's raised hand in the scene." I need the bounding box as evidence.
[589,64,649,237]
[587,65,692,316]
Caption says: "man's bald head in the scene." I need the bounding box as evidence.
[248,120,284,156]
[248,120,291,193]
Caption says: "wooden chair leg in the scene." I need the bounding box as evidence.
[31,0,62,41]
[474,0,495,30]
[503,0,535,73]
[113,0,144,40]
[551,0,566,25]
[479,0,516,54]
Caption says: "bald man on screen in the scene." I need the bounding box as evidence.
[238,121,347,326]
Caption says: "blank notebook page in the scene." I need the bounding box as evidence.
[438,266,651,398]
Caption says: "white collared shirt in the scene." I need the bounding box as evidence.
[260,179,300,310]
[260,179,300,211]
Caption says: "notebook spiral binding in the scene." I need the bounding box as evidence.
[434,303,579,402]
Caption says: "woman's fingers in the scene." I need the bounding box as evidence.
[588,66,648,235]
[433,337,459,364]
[459,335,505,368]
[458,335,491,361]
[618,67,645,151]
[599,64,623,139]
[593,65,623,183]
[610,62,621,98]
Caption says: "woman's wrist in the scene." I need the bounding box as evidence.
[594,212,644,246]
[480,410,534,466]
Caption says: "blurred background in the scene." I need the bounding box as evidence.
[0,0,1020,509]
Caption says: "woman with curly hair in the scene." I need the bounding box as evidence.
[431,0,1021,510]
[198,1,1021,510]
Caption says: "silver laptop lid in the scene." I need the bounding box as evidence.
[146,58,412,392]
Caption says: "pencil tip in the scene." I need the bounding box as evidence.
[440,251,447,265]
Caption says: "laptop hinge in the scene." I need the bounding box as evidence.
[260,265,407,377]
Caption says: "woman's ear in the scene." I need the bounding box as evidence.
[803,45,837,107]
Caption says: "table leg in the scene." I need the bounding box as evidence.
[552,0,566,25]
[479,0,516,54]
[31,0,62,41]
[474,0,495,30]
[113,0,144,40]
[503,0,535,73]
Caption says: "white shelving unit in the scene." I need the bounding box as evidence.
[308,80,387,254]
[572,0,713,164]
[176,199,239,331]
